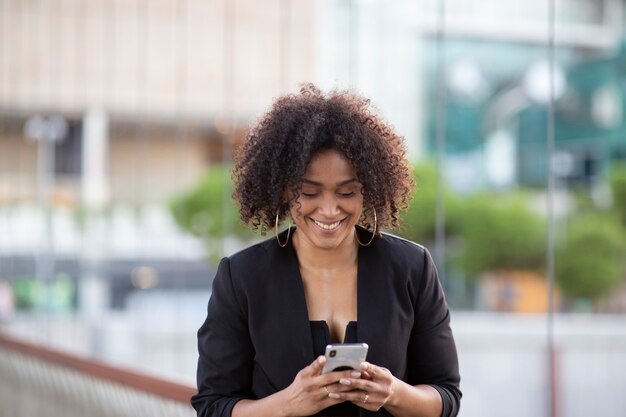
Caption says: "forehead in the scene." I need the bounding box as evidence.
[303,149,358,182]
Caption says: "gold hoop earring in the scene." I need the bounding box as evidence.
[275,212,291,248]
[356,208,377,247]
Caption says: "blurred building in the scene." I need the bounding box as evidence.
[0,0,422,312]
[0,0,318,205]
[0,0,314,315]
[1,0,625,315]
[418,0,626,312]
[420,0,626,191]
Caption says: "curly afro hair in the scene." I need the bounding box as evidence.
[232,83,415,235]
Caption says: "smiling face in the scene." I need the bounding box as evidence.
[289,148,364,251]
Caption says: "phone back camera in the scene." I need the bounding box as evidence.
[329,350,336,357]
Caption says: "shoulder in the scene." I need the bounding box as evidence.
[224,235,283,274]
[374,232,430,264]
[227,235,277,264]
[378,231,426,252]
[218,233,292,289]
[369,233,438,290]
[374,234,444,311]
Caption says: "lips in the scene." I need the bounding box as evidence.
[312,219,343,231]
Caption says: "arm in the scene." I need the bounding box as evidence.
[191,258,254,417]
[404,248,461,417]
[334,247,461,417]
[383,380,443,417]
[336,361,444,417]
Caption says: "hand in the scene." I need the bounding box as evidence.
[334,361,398,412]
[281,356,364,416]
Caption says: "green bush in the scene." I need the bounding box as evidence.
[610,162,626,227]
[456,193,546,278]
[399,163,546,280]
[556,213,625,302]
[173,162,626,306]
[399,163,462,242]
[170,166,252,247]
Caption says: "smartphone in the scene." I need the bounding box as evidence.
[322,343,369,373]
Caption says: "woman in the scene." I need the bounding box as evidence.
[191,84,461,417]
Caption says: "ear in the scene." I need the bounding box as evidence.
[282,186,298,205]
[281,190,290,204]
[276,190,291,218]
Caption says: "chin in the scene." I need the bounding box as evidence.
[312,230,354,250]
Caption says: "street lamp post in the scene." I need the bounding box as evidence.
[24,115,68,314]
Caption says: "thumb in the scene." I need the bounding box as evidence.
[304,355,326,376]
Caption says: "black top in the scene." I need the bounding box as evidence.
[310,320,359,416]
[192,228,461,417]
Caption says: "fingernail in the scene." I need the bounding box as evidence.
[339,378,351,385]
[329,393,341,399]
[351,371,361,378]
[318,356,326,364]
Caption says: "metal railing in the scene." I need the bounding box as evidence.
[0,331,196,417]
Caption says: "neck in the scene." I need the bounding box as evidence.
[292,229,358,272]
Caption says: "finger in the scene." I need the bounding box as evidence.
[360,361,374,375]
[325,382,362,394]
[339,369,362,379]
[338,376,376,392]
[321,388,346,403]
[323,369,361,379]
[303,355,326,376]
[348,369,362,378]
[322,388,368,402]
[360,362,388,380]
[318,369,361,385]
[360,370,372,380]
[341,390,375,408]
[321,384,355,402]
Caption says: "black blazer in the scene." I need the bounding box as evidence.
[192,228,461,417]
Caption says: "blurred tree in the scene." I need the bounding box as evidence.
[173,162,625,310]
[400,163,547,283]
[556,213,625,304]
[170,166,253,259]
[399,162,462,242]
[456,194,546,279]
[610,162,626,227]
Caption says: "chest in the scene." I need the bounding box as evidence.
[299,265,358,343]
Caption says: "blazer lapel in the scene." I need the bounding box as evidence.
[268,235,315,389]
[356,232,393,372]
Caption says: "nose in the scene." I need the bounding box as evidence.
[318,194,340,218]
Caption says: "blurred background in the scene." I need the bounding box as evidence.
[1,1,625,416]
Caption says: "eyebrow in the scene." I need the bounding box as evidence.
[301,178,359,187]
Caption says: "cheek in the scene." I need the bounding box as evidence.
[348,198,365,215]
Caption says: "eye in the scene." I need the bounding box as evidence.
[301,192,318,198]
[338,191,355,197]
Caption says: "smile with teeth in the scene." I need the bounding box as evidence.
[312,219,342,230]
